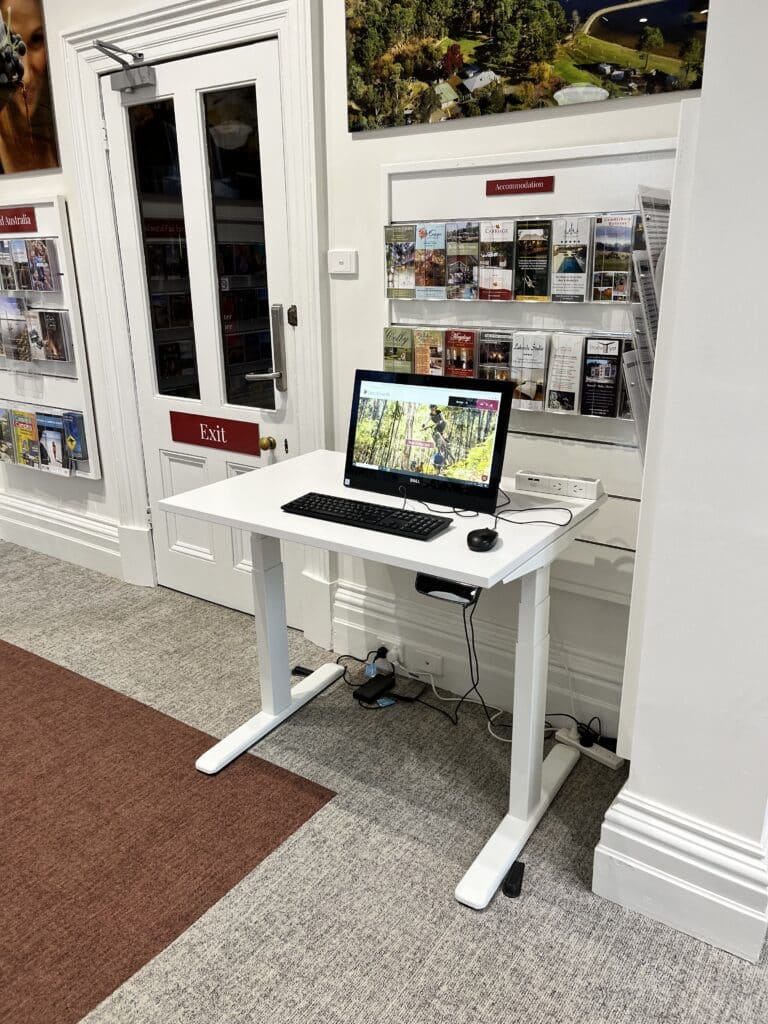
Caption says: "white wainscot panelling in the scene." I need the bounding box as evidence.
[554,541,635,606]
[332,576,626,734]
[159,450,213,561]
[577,496,638,550]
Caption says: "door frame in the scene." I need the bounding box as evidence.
[60,1,336,645]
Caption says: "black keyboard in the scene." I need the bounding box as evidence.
[281,492,451,541]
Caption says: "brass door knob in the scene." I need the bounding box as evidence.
[260,436,277,451]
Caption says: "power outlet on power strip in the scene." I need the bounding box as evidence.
[555,727,624,770]
[515,470,604,500]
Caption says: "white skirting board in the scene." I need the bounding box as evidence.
[332,578,624,734]
[593,787,768,962]
[0,491,153,585]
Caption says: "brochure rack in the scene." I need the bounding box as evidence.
[383,142,676,450]
[623,185,672,462]
[1,400,95,477]
[0,196,101,479]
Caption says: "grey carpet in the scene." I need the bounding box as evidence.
[1,539,765,1024]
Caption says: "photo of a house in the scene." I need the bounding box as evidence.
[346,0,708,131]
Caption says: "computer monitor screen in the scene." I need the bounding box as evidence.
[344,370,512,513]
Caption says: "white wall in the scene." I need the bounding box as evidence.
[322,1,683,727]
[0,0,156,574]
[594,0,768,961]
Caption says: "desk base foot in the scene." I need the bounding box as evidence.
[196,663,345,774]
[455,743,580,909]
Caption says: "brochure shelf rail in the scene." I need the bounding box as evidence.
[0,196,101,479]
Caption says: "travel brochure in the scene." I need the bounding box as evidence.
[0,406,87,473]
[0,237,61,292]
[0,298,73,368]
[382,325,627,419]
[386,212,642,304]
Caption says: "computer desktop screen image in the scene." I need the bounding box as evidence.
[351,378,502,488]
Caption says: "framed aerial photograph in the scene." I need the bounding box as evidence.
[0,0,59,173]
[346,0,708,132]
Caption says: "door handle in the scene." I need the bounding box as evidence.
[245,371,281,381]
[243,303,287,393]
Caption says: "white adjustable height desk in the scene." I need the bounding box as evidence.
[160,449,606,909]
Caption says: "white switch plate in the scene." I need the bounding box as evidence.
[327,249,358,275]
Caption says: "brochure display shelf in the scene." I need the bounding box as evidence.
[388,291,636,446]
[383,142,677,452]
[0,196,100,479]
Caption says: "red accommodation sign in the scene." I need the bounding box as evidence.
[0,206,37,232]
[486,176,555,197]
[170,411,261,456]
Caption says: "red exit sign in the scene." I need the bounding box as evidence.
[0,206,37,232]
[486,176,555,197]
[170,411,260,456]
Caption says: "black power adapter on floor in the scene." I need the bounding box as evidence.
[353,674,395,704]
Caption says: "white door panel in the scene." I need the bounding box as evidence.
[102,40,305,621]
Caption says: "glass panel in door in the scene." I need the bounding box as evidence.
[202,86,275,410]
[128,99,201,400]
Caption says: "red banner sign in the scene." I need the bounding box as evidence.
[486,176,555,197]
[170,411,260,456]
[0,206,37,232]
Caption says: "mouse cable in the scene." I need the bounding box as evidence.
[410,487,572,529]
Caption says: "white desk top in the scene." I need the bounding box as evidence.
[159,449,605,589]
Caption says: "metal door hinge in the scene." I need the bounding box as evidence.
[146,505,153,528]
[101,120,109,151]
[287,305,298,327]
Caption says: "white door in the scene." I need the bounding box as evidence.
[102,41,306,620]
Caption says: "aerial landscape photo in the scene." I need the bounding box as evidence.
[346,0,708,131]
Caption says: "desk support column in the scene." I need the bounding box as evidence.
[195,532,344,774]
[251,533,291,717]
[509,567,550,819]
[455,565,580,909]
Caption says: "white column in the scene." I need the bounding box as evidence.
[594,0,768,961]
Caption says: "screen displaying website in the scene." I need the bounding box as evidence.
[352,379,502,488]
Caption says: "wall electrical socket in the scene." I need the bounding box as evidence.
[515,470,604,500]
[405,649,444,676]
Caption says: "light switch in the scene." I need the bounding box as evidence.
[327,249,358,275]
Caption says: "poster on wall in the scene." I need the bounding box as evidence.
[346,1,708,132]
[0,0,59,173]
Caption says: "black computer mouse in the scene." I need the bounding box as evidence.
[467,527,498,552]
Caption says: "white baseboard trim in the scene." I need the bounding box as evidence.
[0,492,122,577]
[593,787,768,961]
[332,580,623,732]
[0,492,156,586]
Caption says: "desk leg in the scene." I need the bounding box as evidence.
[455,566,580,909]
[196,533,344,774]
